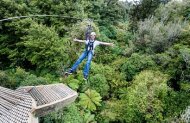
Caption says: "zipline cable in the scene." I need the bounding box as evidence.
[0,14,83,22]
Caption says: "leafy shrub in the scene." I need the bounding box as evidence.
[154,44,190,86]
[20,20,68,70]
[89,74,109,97]
[99,99,125,122]
[91,62,126,93]
[61,104,83,123]
[179,26,190,46]
[0,70,13,88]
[81,111,96,123]
[163,90,190,122]
[7,67,49,87]
[155,0,190,22]
[79,89,102,111]
[121,53,156,81]
[136,17,186,53]
[3,18,69,71]
[70,20,99,39]
[19,74,48,86]
[68,79,80,90]
[42,103,83,123]
[123,70,169,122]
[8,67,30,87]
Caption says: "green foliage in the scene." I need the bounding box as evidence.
[0,0,29,19]
[179,47,190,68]
[114,22,135,56]
[68,79,80,90]
[61,104,83,123]
[42,103,83,123]
[128,0,169,30]
[121,53,156,81]
[89,74,109,97]
[7,67,29,88]
[0,0,190,122]
[1,18,70,71]
[182,0,190,21]
[0,70,13,88]
[19,74,48,86]
[84,0,127,25]
[79,89,102,111]
[123,70,169,122]
[155,0,190,22]
[82,111,96,123]
[61,70,85,91]
[70,20,99,39]
[20,19,68,70]
[99,25,116,39]
[136,17,187,53]
[39,73,59,83]
[180,81,190,91]
[154,44,190,89]
[99,99,125,122]
[179,25,190,45]
[99,0,127,24]
[90,62,126,95]
[163,90,190,122]
[7,67,49,87]
[31,0,87,34]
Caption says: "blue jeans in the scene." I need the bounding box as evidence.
[70,50,93,77]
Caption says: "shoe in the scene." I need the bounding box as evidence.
[83,75,88,80]
[65,69,73,75]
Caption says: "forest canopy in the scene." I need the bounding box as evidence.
[0,0,190,122]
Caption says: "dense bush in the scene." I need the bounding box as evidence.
[153,44,190,90]
[0,70,13,88]
[123,70,169,122]
[42,103,83,123]
[0,0,190,122]
[89,74,109,97]
[136,17,186,53]
[79,89,102,111]
[163,90,190,122]
[6,67,50,87]
[121,53,156,81]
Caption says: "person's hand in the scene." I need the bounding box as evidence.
[110,43,114,47]
[74,38,77,42]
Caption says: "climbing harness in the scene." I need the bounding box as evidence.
[85,19,94,52]
[85,40,94,51]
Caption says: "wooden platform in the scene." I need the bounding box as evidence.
[0,86,33,123]
[16,83,78,117]
[0,83,78,123]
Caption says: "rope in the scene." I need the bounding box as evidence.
[0,14,82,22]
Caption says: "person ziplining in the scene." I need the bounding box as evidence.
[0,15,114,81]
[65,22,114,80]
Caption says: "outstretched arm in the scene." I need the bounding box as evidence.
[98,41,114,47]
[73,38,85,43]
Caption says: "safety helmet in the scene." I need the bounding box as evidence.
[90,32,96,36]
